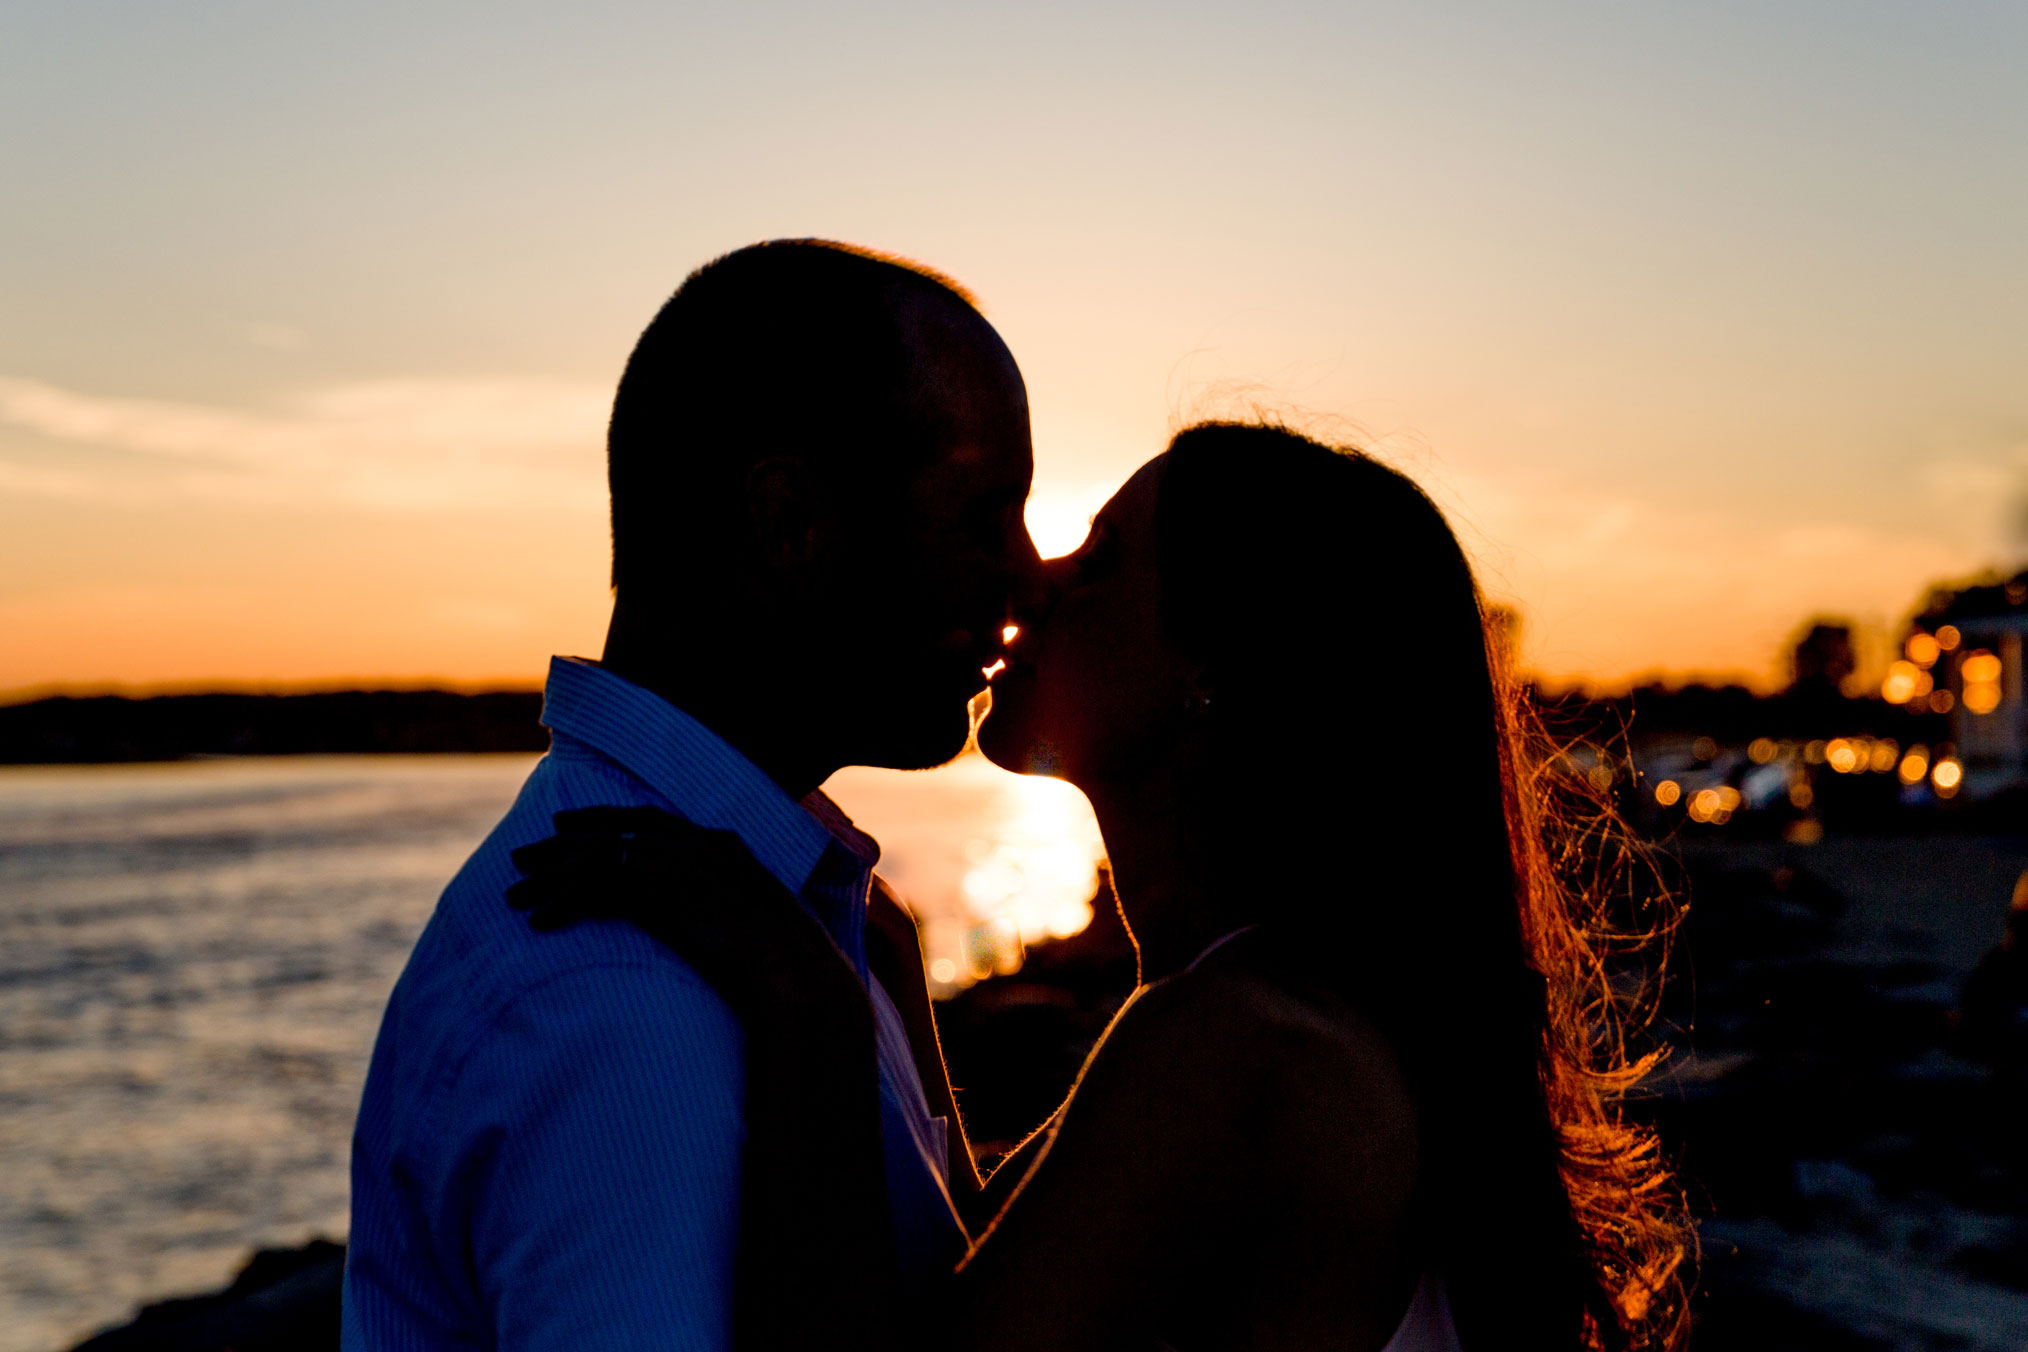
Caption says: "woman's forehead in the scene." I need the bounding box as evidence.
[1096,454,1167,528]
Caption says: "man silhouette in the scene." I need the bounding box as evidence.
[342,240,1037,1350]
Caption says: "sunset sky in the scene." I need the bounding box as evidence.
[3,2,2023,696]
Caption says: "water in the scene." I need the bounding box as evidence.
[0,753,1102,1352]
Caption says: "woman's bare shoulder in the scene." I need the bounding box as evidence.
[1113,962,1421,1192]
[1105,962,1411,1112]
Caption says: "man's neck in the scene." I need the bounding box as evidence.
[601,604,840,800]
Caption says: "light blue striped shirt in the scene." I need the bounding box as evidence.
[343,656,965,1351]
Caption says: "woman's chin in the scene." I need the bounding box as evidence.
[975,708,1023,772]
[975,703,1045,777]
[982,728,1072,781]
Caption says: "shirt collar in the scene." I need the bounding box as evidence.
[539,655,848,898]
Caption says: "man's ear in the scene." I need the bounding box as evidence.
[744,456,841,589]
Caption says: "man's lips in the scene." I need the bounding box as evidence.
[935,626,1014,681]
[983,623,1030,682]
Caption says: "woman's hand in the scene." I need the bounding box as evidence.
[507,805,867,1021]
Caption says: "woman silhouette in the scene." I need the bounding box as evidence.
[955,422,1689,1351]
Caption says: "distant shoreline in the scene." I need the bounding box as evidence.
[2,678,1940,766]
[0,690,549,765]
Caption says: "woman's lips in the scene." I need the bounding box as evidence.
[986,640,1037,683]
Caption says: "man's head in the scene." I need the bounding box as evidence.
[606,240,1037,774]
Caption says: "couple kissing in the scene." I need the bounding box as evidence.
[343,240,1689,1352]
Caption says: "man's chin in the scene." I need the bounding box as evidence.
[858,698,976,772]
[973,694,1066,779]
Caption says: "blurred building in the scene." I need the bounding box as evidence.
[1789,621,1858,699]
[1902,574,2028,795]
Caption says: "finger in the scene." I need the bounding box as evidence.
[510,832,612,878]
[551,805,695,842]
[504,876,546,911]
[531,903,581,933]
[513,829,661,885]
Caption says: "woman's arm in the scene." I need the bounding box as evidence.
[865,873,985,1207]
[947,979,1260,1352]
[974,1102,1063,1217]
[948,969,1423,1352]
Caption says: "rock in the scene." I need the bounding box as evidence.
[68,1239,343,1352]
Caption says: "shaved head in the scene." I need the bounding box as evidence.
[606,239,1023,601]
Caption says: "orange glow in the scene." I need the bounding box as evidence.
[1747,737,1778,763]
[1001,624,1020,643]
[1931,689,1956,713]
[1882,660,1921,704]
[1962,651,2002,684]
[1803,740,1827,765]
[982,658,1007,680]
[1826,739,1860,774]
[1898,748,1930,785]
[1654,779,1681,806]
[1937,626,1963,651]
[1689,788,1722,822]
[1933,758,1963,795]
[1906,632,1941,667]
[1868,739,1899,774]
[1789,781,1815,809]
[1962,650,2003,715]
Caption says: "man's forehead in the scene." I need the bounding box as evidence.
[894,290,1030,488]
[919,435,1032,494]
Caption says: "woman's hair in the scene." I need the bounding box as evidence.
[1155,421,1690,1351]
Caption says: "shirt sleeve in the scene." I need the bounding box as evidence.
[445,958,747,1352]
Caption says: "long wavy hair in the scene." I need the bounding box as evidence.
[1155,421,1690,1351]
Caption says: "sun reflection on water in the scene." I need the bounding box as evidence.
[823,753,1107,992]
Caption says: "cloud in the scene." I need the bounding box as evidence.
[244,322,307,351]
[0,375,609,512]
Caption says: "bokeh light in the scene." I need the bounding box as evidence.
[1882,660,1924,704]
[1961,651,2002,684]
